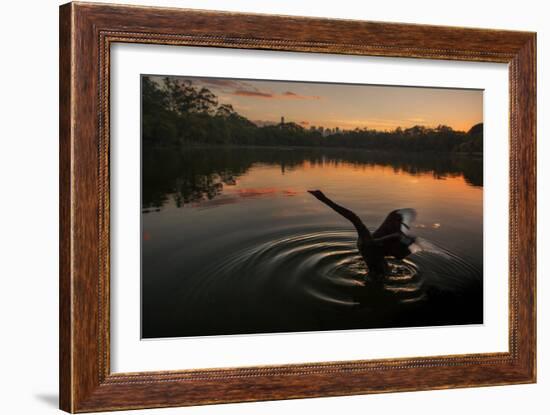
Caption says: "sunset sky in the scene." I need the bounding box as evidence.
[149,75,483,132]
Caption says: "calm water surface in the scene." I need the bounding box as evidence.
[141,146,483,338]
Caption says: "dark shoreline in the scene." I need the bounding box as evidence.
[145,142,483,159]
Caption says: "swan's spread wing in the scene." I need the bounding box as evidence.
[375,233,416,259]
[373,208,417,238]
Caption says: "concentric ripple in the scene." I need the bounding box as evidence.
[180,229,481,313]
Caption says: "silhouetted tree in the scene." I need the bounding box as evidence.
[141,75,483,154]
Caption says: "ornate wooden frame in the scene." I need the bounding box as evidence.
[59,2,536,412]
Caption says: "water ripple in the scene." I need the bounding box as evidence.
[180,229,481,313]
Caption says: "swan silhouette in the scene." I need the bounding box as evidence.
[308,190,417,277]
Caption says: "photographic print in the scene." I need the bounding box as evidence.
[59,5,537,410]
[141,75,483,339]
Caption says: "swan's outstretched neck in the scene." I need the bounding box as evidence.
[307,190,371,239]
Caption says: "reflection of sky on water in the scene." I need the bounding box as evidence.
[142,147,483,338]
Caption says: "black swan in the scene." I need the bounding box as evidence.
[308,190,417,277]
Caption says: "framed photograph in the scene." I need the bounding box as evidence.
[59,2,536,412]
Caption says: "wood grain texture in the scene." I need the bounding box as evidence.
[59,3,73,412]
[59,2,536,412]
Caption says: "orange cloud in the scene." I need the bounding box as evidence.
[232,90,273,98]
[230,89,322,100]
[281,91,321,100]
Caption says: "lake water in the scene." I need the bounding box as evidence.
[141,146,483,338]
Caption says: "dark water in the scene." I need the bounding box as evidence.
[141,146,483,338]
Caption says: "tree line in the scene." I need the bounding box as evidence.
[142,76,483,153]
